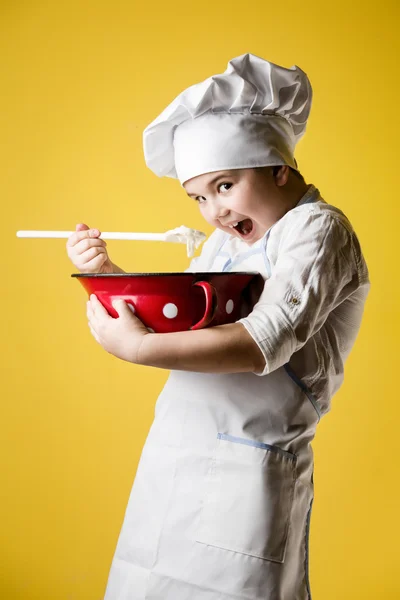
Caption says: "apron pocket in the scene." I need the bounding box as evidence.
[195,433,297,563]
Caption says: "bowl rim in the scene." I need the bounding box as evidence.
[71,271,259,278]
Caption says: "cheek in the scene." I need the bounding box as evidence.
[229,189,250,212]
[199,205,215,225]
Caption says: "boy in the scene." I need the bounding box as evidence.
[68,54,369,599]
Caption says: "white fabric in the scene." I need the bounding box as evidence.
[186,186,370,412]
[143,53,312,184]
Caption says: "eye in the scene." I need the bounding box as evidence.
[218,182,232,193]
[195,196,206,204]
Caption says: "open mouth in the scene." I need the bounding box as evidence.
[233,218,253,237]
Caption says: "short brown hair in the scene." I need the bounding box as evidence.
[255,165,305,182]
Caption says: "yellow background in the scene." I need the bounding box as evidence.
[1,1,398,598]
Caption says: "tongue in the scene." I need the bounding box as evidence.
[240,219,253,235]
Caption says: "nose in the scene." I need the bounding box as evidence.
[208,199,229,221]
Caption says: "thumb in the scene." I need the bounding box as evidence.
[112,298,135,317]
[76,223,90,232]
[76,223,101,238]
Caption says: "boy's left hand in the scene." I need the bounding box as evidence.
[86,294,149,363]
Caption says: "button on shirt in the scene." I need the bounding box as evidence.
[186,186,370,415]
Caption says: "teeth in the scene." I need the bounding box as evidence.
[228,222,239,228]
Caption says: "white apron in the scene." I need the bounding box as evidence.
[104,195,327,600]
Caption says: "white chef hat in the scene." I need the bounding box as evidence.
[143,53,312,185]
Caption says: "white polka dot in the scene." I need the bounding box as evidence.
[147,327,155,333]
[226,299,234,314]
[127,303,136,314]
[163,303,178,319]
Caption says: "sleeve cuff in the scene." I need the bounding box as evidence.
[238,316,296,376]
[237,319,271,376]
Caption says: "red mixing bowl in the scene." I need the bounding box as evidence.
[72,272,259,333]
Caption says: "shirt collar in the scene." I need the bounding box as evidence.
[295,184,320,207]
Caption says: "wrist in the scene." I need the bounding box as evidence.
[136,332,163,368]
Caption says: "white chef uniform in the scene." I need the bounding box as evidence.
[103,54,370,600]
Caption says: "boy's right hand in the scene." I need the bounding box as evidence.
[66,223,114,274]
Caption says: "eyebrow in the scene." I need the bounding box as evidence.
[186,172,234,198]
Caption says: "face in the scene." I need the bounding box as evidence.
[183,167,292,245]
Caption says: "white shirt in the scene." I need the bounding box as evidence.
[186,185,370,415]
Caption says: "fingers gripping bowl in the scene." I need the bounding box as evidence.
[72,272,259,333]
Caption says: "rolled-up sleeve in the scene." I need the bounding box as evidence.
[238,209,361,376]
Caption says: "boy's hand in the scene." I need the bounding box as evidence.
[66,223,114,274]
[87,294,150,363]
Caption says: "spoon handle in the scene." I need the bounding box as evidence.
[16,230,167,241]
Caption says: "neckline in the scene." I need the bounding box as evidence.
[295,184,319,207]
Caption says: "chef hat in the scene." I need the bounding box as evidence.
[143,53,312,185]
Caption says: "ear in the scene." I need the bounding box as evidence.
[274,165,290,186]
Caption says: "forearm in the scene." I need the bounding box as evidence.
[137,322,265,374]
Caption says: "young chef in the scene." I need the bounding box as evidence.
[69,53,370,599]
